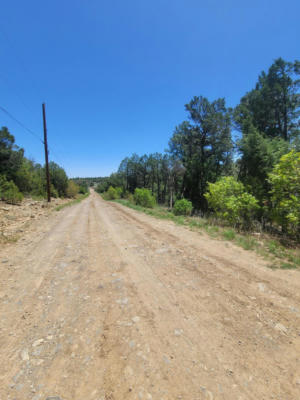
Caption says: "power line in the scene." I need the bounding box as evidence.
[48,146,65,164]
[0,104,71,172]
[0,104,44,143]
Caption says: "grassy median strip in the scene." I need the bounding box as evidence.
[55,193,90,211]
[114,198,300,270]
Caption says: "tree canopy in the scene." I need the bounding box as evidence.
[0,126,70,200]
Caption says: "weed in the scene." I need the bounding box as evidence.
[235,236,257,250]
[223,229,236,241]
[287,253,300,266]
[31,194,46,201]
[267,240,286,257]
[174,216,185,225]
[189,219,205,230]
[204,225,219,238]
[280,262,298,270]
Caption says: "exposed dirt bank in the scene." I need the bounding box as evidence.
[0,197,69,243]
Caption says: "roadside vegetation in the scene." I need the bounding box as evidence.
[0,127,89,204]
[96,58,299,268]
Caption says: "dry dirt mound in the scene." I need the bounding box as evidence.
[0,198,68,243]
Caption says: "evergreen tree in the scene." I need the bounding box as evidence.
[169,96,233,209]
[235,58,300,141]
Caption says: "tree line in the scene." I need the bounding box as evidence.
[96,58,300,237]
[0,127,88,203]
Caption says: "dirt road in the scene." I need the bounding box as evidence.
[1,190,299,400]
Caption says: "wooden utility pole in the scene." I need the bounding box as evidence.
[42,103,51,202]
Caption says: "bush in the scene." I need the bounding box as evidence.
[173,199,193,216]
[95,182,108,193]
[0,175,23,204]
[30,172,46,197]
[105,186,117,200]
[66,181,79,198]
[268,150,300,237]
[115,187,123,198]
[127,193,134,203]
[79,185,88,194]
[48,162,68,197]
[134,188,156,208]
[50,184,59,198]
[102,186,123,200]
[205,176,259,229]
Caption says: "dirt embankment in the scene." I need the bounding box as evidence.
[0,191,299,400]
[0,197,69,243]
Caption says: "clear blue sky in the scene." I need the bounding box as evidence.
[1,0,299,177]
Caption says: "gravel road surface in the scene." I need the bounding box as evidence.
[1,190,299,399]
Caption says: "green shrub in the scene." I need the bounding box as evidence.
[95,182,108,193]
[101,192,109,200]
[173,198,193,216]
[268,150,300,237]
[31,174,46,198]
[106,186,117,200]
[205,176,259,230]
[50,184,59,198]
[48,162,68,197]
[0,175,23,204]
[66,180,79,198]
[103,186,123,200]
[115,187,123,198]
[79,185,88,194]
[134,188,156,208]
[127,193,134,203]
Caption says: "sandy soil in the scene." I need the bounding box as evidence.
[0,190,299,400]
[0,197,69,243]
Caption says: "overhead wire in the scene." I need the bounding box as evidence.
[0,104,44,143]
[0,104,71,173]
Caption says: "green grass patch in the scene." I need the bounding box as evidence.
[280,262,298,270]
[267,239,286,257]
[286,253,300,266]
[204,225,219,237]
[223,229,236,241]
[174,216,185,225]
[269,261,298,270]
[30,194,46,201]
[55,193,89,211]
[235,235,258,251]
